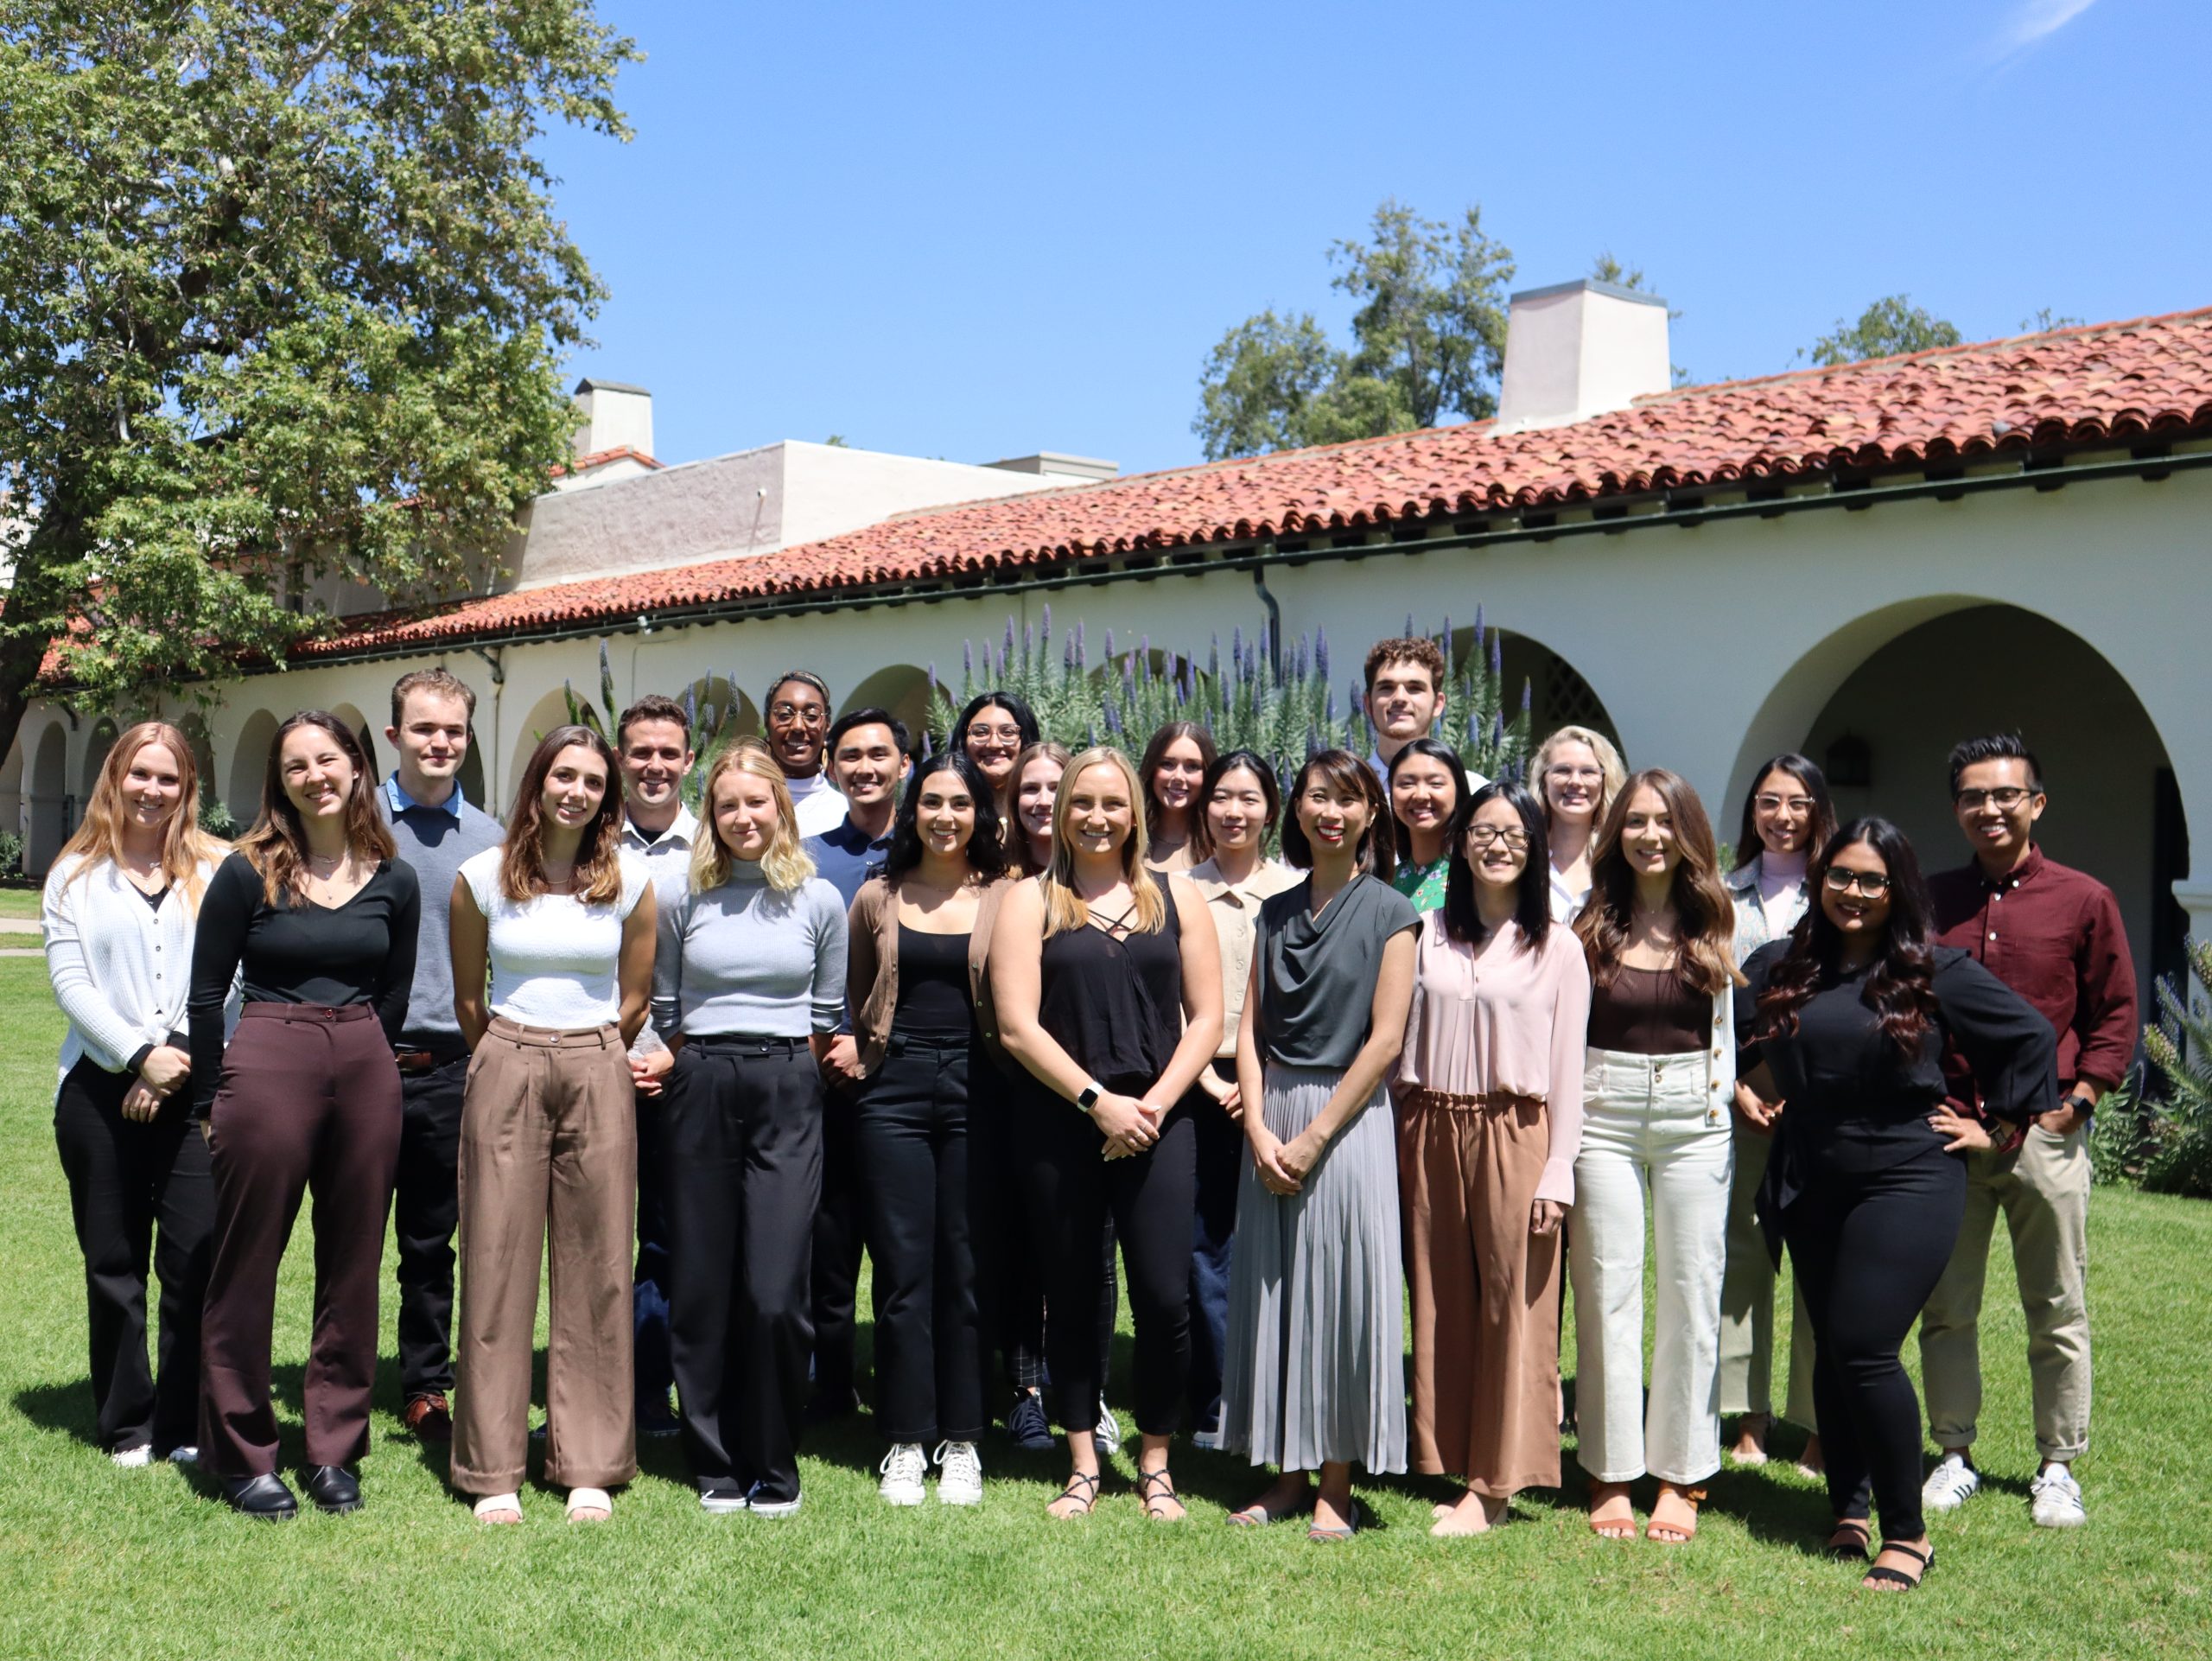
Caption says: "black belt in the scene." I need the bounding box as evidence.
[395,1046,469,1073]
[686,1034,811,1055]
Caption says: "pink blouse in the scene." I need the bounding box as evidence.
[1397,920,1592,1204]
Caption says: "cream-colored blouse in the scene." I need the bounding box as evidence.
[1188,855,1302,1059]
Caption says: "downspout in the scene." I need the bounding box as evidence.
[1251,561,1282,676]
[469,645,505,807]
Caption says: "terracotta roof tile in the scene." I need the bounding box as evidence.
[289,305,2212,660]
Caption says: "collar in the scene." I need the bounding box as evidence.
[1189,856,1299,907]
[821,814,893,855]
[623,804,699,853]
[1725,862,1757,895]
[385,773,463,820]
[1977,843,2046,893]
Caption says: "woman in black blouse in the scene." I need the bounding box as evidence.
[1738,818,2055,1592]
[189,711,420,1519]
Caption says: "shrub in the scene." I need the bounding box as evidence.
[2139,937,2212,1199]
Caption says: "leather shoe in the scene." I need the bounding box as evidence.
[303,1464,362,1514]
[403,1393,453,1441]
[222,1473,299,1520]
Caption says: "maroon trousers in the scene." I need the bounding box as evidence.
[200,1004,403,1477]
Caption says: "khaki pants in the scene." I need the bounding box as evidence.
[1917,1122,2091,1463]
[1718,1117,1818,1427]
[451,1018,638,1494]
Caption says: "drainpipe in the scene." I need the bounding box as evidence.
[468,645,505,806]
[1251,562,1282,675]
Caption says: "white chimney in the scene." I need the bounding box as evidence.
[571,378,655,460]
[1494,280,1670,433]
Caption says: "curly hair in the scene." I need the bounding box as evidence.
[1753,818,1942,1055]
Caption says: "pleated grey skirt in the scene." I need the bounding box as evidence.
[1219,1064,1408,1474]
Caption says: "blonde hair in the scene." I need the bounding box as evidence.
[1040,747,1166,939]
[1532,724,1628,830]
[57,722,226,907]
[690,740,817,894]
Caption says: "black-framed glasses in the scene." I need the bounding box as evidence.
[1822,868,1892,897]
[1955,786,2035,811]
[1466,826,1530,851]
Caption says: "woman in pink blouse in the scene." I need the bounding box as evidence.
[1397,781,1592,1536]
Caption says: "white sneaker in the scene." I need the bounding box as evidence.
[1094,1397,1122,1458]
[110,1444,152,1469]
[879,1443,928,1506]
[166,1446,200,1466]
[748,1487,803,1520]
[1921,1453,1982,1512]
[935,1440,983,1506]
[2030,1465,2087,1529]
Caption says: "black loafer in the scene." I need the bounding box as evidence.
[303,1464,362,1514]
[222,1473,299,1520]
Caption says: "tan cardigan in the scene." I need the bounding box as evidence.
[845,873,1014,1079]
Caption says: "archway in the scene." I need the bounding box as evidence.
[0,735,22,863]
[228,710,280,825]
[27,722,68,874]
[79,717,119,799]
[508,685,579,793]
[176,714,219,833]
[841,665,929,746]
[1494,631,1620,759]
[1789,602,2181,999]
[328,701,378,778]
[457,735,488,815]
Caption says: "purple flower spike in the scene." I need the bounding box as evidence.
[962,640,973,678]
[1314,627,1330,682]
[1104,627,1116,660]
[1075,618,1087,669]
[1520,678,1532,714]
[1490,633,1503,677]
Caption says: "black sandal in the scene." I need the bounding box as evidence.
[1134,1467,1186,1522]
[1048,1470,1101,1518]
[1824,1518,1872,1561]
[1861,1541,1934,1591]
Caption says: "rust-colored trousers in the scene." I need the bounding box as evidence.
[1398,1088,1563,1496]
[451,1018,637,1495]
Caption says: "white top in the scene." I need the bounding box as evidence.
[787,771,850,838]
[1548,863,1591,924]
[460,848,652,1029]
[620,804,699,887]
[43,852,234,1082]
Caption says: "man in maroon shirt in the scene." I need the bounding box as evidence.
[1917,734,2137,1532]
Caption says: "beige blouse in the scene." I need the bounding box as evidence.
[1187,855,1302,1058]
[1398,920,1592,1205]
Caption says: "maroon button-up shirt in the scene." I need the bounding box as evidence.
[1928,845,2138,1093]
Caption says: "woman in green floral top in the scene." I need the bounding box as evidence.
[1388,738,1470,916]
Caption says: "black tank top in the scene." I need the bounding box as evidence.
[892,924,973,1038]
[1036,873,1184,1088]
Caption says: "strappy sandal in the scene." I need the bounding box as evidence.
[472,1492,523,1525]
[1134,1467,1186,1522]
[1861,1541,1934,1592]
[1046,1469,1100,1519]
[1646,1483,1706,1544]
[1307,1498,1363,1543]
[1588,1480,1637,1540]
[1824,1518,1872,1561]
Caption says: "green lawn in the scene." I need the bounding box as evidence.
[0,883,44,920]
[2,955,2206,1660]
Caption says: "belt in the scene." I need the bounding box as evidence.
[1403,1085,1539,1114]
[395,1046,469,1073]
[687,1034,811,1055]
[241,1002,377,1024]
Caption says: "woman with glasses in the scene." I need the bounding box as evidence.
[1739,819,2054,1591]
[1397,781,1590,1535]
[1138,720,1217,875]
[1387,738,1469,917]
[1530,726,1627,924]
[1719,754,1837,1471]
[954,691,1041,830]
[1568,768,1740,1544]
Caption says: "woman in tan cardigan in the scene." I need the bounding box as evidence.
[843,751,1012,1506]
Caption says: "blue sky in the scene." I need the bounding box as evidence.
[542,0,2205,477]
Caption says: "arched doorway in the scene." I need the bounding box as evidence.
[79,717,119,800]
[0,735,22,862]
[841,665,929,744]
[328,702,378,778]
[27,722,69,874]
[1795,603,2181,998]
[508,685,579,793]
[1496,632,1621,758]
[228,710,280,825]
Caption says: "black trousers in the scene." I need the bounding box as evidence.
[54,1059,214,1456]
[1782,1140,1967,1543]
[663,1037,822,1502]
[810,1080,866,1403]
[633,1083,674,1412]
[1187,1059,1243,1441]
[855,1032,986,1443]
[1019,1086,1196,1439]
[392,1052,467,1400]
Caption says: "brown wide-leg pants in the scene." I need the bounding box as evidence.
[200,1004,404,1477]
[450,1017,637,1495]
[1399,1087,1563,1496]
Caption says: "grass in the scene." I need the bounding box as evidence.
[2,954,2207,1660]
[0,883,44,920]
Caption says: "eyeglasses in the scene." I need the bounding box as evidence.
[965,724,1024,745]
[1546,766,1603,784]
[769,703,825,725]
[1822,868,1892,897]
[1466,826,1530,851]
[1955,786,2035,811]
[1755,794,1815,814]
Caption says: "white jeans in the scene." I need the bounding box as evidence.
[1569,1048,1732,1486]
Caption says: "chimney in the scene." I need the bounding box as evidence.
[982,451,1119,485]
[571,378,655,460]
[1494,280,1670,433]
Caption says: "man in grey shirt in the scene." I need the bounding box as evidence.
[378,668,503,1441]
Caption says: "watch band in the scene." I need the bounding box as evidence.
[1076,1081,1103,1114]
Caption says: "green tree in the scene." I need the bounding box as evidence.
[0,2,638,765]
[1192,200,1516,461]
[1805,295,1963,366]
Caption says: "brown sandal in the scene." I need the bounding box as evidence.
[1646,1483,1706,1543]
[1588,1479,1637,1540]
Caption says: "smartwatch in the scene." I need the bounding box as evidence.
[1076,1081,1103,1115]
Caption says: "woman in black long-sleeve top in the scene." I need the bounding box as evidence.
[188,711,419,1519]
[1738,817,2054,1593]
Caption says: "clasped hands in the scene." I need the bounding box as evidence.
[1095,1091,1169,1161]
[124,1043,193,1123]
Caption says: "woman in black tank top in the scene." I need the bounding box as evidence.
[992,747,1224,1522]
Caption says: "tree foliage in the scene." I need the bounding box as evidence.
[0,2,638,763]
[1805,294,1963,366]
[1193,200,1515,461]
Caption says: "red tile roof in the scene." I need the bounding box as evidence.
[302,305,2212,661]
[552,444,664,477]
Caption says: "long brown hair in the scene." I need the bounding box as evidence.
[238,710,397,905]
[1137,720,1217,844]
[1005,740,1072,877]
[1755,818,1941,1053]
[1573,767,1741,996]
[499,725,626,905]
[1732,753,1838,874]
[56,722,225,907]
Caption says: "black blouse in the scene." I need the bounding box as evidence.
[1037,874,1184,1087]
[187,851,421,1116]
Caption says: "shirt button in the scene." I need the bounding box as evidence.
[1989,931,1999,940]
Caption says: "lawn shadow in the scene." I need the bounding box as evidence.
[12,1378,102,1451]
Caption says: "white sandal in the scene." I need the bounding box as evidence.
[566,1486,613,1523]
[473,1492,523,1524]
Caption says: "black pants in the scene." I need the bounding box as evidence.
[1783,1141,1967,1543]
[54,1059,214,1456]
[663,1037,822,1502]
[810,1081,866,1403]
[1019,1086,1196,1439]
[633,1083,674,1413]
[392,1052,467,1400]
[855,1032,986,1443]
[1187,1059,1243,1441]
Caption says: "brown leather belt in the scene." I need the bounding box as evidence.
[394,1049,466,1073]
